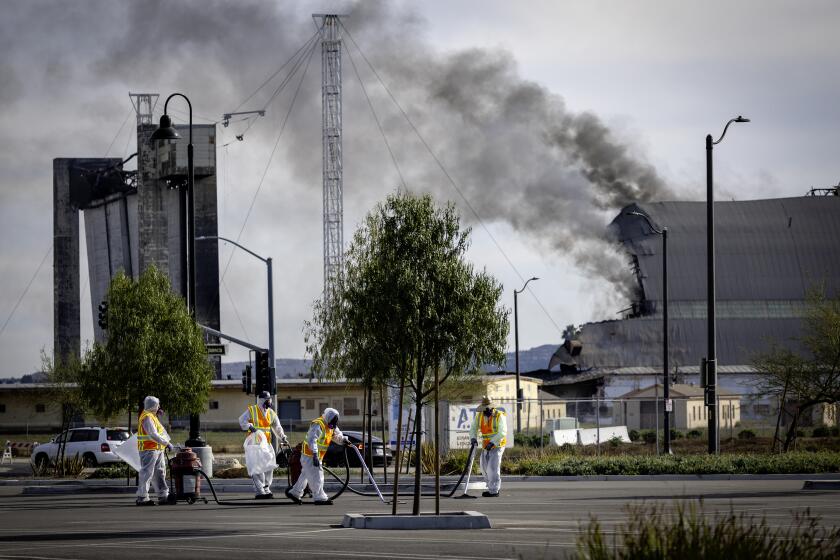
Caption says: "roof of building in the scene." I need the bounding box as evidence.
[577,316,804,369]
[566,196,840,371]
[618,383,737,399]
[614,196,840,303]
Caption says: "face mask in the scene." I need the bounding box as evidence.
[328,417,338,429]
[262,400,272,409]
[483,408,492,417]
[156,408,165,418]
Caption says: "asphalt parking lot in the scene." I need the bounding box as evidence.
[0,480,838,559]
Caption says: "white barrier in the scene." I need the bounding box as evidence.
[550,426,631,446]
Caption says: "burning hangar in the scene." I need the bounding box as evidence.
[544,192,840,405]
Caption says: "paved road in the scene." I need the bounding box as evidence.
[0,480,837,559]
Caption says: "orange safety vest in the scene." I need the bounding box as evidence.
[248,405,273,444]
[137,411,166,451]
[477,410,507,447]
[302,417,333,460]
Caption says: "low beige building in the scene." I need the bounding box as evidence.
[618,383,741,431]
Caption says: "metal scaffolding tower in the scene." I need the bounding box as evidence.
[316,14,344,300]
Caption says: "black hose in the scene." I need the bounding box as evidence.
[324,441,477,498]
[193,445,351,506]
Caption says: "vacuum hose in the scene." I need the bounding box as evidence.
[324,441,478,499]
[192,443,352,506]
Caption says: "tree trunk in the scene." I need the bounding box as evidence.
[412,386,424,515]
[391,382,404,515]
[380,385,388,484]
[783,405,804,452]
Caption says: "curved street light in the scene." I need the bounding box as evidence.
[705,115,750,454]
[627,211,671,454]
[151,92,204,448]
[514,277,539,434]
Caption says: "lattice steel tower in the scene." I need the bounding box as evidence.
[316,14,344,300]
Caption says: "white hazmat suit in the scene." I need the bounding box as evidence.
[136,396,172,505]
[470,405,507,496]
[238,393,286,496]
[286,408,347,504]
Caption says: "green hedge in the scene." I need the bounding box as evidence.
[506,451,840,476]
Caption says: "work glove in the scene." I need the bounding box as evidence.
[485,442,495,451]
[470,438,478,447]
[166,443,174,452]
[280,435,289,445]
[312,456,321,468]
[247,424,257,433]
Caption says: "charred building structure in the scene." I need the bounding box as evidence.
[53,94,220,374]
[545,194,840,409]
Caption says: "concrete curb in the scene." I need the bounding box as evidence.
[7,473,840,495]
[802,480,840,490]
[342,511,491,530]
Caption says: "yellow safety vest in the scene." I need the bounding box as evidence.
[248,405,273,443]
[478,410,507,447]
[302,417,333,460]
[137,411,166,451]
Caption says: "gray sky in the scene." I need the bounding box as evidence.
[1,0,839,377]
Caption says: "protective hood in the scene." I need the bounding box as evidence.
[257,390,271,408]
[323,407,339,427]
[143,396,160,412]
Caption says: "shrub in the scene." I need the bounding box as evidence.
[628,430,640,442]
[31,455,86,478]
[577,502,840,558]
[670,429,684,440]
[642,431,657,444]
[687,429,703,439]
[608,436,623,448]
[832,427,840,437]
[812,426,831,438]
[738,429,757,440]
[88,462,134,479]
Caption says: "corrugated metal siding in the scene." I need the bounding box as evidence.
[614,197,840,303]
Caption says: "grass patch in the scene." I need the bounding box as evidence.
[577,502,840,559]
[504,450,840,476]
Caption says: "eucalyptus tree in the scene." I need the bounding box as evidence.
[306,192,509,514]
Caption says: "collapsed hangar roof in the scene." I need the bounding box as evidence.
[613,196,840,303]
[571,195,840,370]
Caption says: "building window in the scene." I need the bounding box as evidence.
[35,404,46,413]
[305,399,315,410]
[344,398,359,416]
[209,401,219,410]
[0,403,5,413]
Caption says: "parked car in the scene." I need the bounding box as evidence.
[31,427,131,468]
[323,431,392,468]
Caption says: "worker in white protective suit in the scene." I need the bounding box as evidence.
[470,396,507,497]
[238,390,287,498]
[285,407,348,505]
[136,396,173,506]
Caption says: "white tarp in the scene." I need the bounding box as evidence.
[578,426,631,445]
[550,429,580,446]
[112,434,141,472]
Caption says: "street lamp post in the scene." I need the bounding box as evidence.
[628,211,671,454]
[514,277,539,434]
[196,236,275,402]
[151,93,205,448]
[705,115,749,455]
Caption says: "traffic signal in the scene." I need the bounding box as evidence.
[97,301,108,330]
[241,364,252,394]
[254,350,273,395]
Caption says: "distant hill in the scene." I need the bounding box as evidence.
[221,358,312,380]
[218,344,559,380]
[484,344,560,373]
